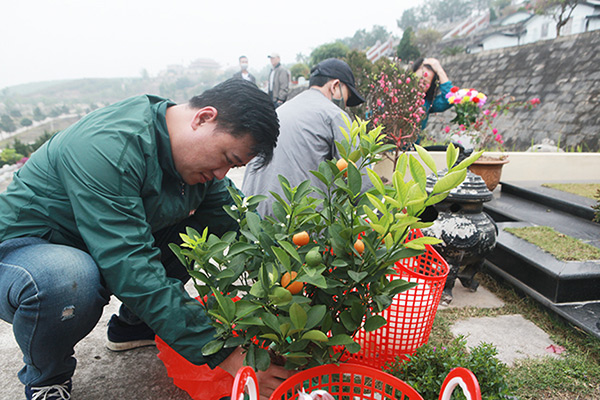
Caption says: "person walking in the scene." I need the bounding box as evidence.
[267,52,290,108]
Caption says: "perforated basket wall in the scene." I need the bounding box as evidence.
[344,230,449,369]
[270,364,424,400]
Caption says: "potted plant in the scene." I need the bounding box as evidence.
[169,117,481,371]
[443,87,540,190]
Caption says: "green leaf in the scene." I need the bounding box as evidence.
[299,273,327,288]
[168,244,188,269]
[260,333,281,343]
[367,168,385,195]
[446,143,459,170]
[301,330,329,342]
[235,300,262,319]
[269,286,292,306]
[409,154,427,192]
[290,302,308,329]
[451,150,484,172]
[201,339,224,356]
[249,281,266,297]
[340,310,359,331]
[227,242,256,257]
[364,315,387,331]
[327,334,355,346]
[261,312,281,334]
[305,305,327,330]
[432,169,467,194]
[414,144,437,176]
[348,270,368,283]
[211,288,235,322]
[271,246,290,269]
[246,211,262,237]
[366,192,387,214]
[347,160,362,196]
[277,240,302,263]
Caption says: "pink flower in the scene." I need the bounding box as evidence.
[406,78,411,84]
[492,128,498,134]
[530,98,541,105]
[444,126,450,133]
[492,113,498,118]
[459,124,466,131]
[377,99,382,106]
[483,110,490,116]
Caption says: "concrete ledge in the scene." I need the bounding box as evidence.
[488,222,600,303]
[373,151,600,183]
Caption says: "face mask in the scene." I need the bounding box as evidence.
[240,63,249,71]
[332,82,346,109]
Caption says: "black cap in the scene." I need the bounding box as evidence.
[310,58,365,107]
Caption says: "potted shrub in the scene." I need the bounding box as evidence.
[169,117,481,371]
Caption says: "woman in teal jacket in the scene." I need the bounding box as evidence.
[412,57,453,142]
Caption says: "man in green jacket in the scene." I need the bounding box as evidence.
[0,79,291,399]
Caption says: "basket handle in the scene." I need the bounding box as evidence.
[231,366,259,400]
[438,367,481,400]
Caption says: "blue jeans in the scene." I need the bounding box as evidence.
[0,220,196,387]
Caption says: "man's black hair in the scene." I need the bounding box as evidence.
[189,79,279,168]
[309,75,333,88]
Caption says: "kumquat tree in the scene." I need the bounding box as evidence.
[169,116,482,371]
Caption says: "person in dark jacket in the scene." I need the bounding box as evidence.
[232,55,257,85]
[0,79,292,399]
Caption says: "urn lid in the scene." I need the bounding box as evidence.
[426,169,493,203]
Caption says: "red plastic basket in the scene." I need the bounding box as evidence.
[342,229,449,369]
[269,363,424,400]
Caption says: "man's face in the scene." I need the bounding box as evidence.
[239,57,249,70]
[270,56,280,67]
[174,121,256,185]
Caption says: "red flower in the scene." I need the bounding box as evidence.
[450,86,459,93]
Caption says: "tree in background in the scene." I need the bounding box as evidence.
[0,114,17,133]
[397,7,423,30]
[534,0,581,36]
[341,25,392,51]
[343,50,375,119]
[414,28,443,56]
[397,27,420,62]
[309,42,350,67]
[290,63,310,81]
[33,107,45,122]
[20,118,33,127]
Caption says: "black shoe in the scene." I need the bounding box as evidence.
[106,314,156,351]
[25,379,72,400]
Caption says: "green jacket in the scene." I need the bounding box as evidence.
[0,95,239,367]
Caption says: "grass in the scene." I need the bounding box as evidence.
[504,226,600,261]
[541,183,600,200]
[428,272,600,399]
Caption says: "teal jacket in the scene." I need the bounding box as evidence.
[420,80,454,130]
[0,95,239,367]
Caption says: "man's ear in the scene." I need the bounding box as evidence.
[191,106,218,129]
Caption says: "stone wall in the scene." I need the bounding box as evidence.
[425,30,600,152]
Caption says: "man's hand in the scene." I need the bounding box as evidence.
[218,347,295,399]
